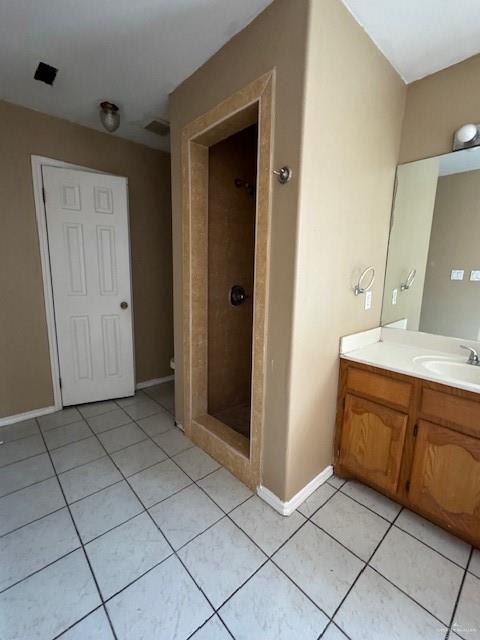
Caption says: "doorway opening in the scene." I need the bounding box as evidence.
[182,73,273,489]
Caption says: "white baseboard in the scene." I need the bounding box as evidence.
[136,375,174,390]
[0,405,58,428]
[257,464,333,516]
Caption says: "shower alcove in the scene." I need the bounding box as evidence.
[182,73,273,488]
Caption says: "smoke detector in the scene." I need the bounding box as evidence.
[144,118,170,136]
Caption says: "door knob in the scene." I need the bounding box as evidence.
[230,285,248,306]
[120,301,129,309]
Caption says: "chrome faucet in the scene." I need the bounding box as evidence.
[460,345,480,366]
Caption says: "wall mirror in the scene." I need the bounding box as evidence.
[381,146,480,341]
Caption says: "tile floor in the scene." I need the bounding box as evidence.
[0,380,478,640]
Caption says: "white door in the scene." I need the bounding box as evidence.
[43,165,134,406]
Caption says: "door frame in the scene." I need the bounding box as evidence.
[31,155,131,411]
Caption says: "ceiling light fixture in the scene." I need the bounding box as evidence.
[99,101,120,133]
[453,123,480,151]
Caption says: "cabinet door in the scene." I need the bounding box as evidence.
[409,420,480,544]
[339,394,408,494]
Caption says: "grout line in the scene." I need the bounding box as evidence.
[445,547,474,640]
[0,502,66,540]
[51,604,105,640]
[0,471,56,501]
[0,446,50,471]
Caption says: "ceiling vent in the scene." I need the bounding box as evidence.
[34,62,58,86]
[144,118,170,136]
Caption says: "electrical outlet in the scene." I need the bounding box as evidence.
[392,288,398,305]
[451,269,464,281]
[365,290,372,310]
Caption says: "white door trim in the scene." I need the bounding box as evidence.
[30,155,130,414]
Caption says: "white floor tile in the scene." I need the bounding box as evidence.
[273,521,364,616]
[111,440,167,476]
[219,561,328,640]
[0,549,100,640]
[115,391,146,408]
[335,566,447,640]
[341,480,401,521]
[0,453,54,498]
[85,512,171,599]
[97,423,146,453]
[197,467,253,512]
[371,527,464,623]
[59,607,114,639]
[452,573,480,640]
[44,420,92,450]
[137,410,174,437]
[58,456,123,503]
[322,623,350,640]
[230,496,306,555]
[470,549,480,579]
[0,476,65,535]
[178,517,266,608]
[297,482,336,517]
[173,446,221,480]
[78,400,118,418]
[153,428,194,456]
[149,484,223,550]
[123,398,162,420]
[87,409,131,434]
[51,436,105,473]
[0,508,79,591]
[190,615,231,640]
[107,555,212,640]
[396,509,471,568]
[38,408,82,431]
[0,433,45,467]
[128,458,191,507]
[0,418,38,443]
[70,481,143,543]
[327,474,347,489]
[312,492,390,560]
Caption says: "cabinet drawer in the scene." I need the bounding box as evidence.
[420,388,480,438]
[346,367,412,410]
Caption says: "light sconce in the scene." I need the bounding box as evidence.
[453,123,480,151]
[99,101,120,133]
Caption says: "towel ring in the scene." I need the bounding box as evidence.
[354,266,375,296]
[400,268,416,291]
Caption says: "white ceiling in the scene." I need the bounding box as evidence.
[0,0,272,151]
[342,0,480,83]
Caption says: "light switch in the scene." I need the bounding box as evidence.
[470,270,480,282]
[451,269,464,281]
[392,288,398,305]
[365,290,372,310]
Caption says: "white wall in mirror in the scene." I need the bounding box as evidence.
[382,146,480,342]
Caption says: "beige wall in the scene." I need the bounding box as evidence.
[0,100,173,418]
[420,170,480,341]
[382,158,438,330]
[400,54,480,163]
[169,0,310,498]
[285,0,406,498]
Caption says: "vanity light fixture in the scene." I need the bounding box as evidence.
[453,123,480,151]
[99,101,120,133]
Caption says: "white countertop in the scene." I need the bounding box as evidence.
[340,328,480,395]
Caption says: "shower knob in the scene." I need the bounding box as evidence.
[229,285,248,306]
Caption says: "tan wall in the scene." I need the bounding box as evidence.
[207,126,257,417]
[400,54,480,163]
[382,158,439,329]
[285,0,406,498]
[169,0,310,497]
[420,170,480,341]
[0,100,173,418]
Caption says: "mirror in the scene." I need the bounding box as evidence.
[381,146,480,341]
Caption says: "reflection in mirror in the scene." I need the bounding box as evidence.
[382,146,480,341]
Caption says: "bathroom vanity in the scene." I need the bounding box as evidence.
[335,330,480,547]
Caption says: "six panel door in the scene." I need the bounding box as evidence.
[339,393,408,495]
[409,420,480,544]
[43,165,134,405]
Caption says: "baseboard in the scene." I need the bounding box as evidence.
[0,405,58,428]
[136,375,174,390]
[257,464,333,516]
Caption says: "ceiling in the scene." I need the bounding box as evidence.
[342,0,480,83]
[0,0,272,151]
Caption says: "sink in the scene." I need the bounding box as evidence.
[413,356,480,385]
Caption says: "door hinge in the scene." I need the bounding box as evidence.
[42,187,46,204]
[413,424,418,437]
[405,480,410,493]
[59,377,62,389]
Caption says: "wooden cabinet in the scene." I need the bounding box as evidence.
[335,360,480,547]
[340,395,408,494]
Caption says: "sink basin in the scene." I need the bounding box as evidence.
[413,356,480,385]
